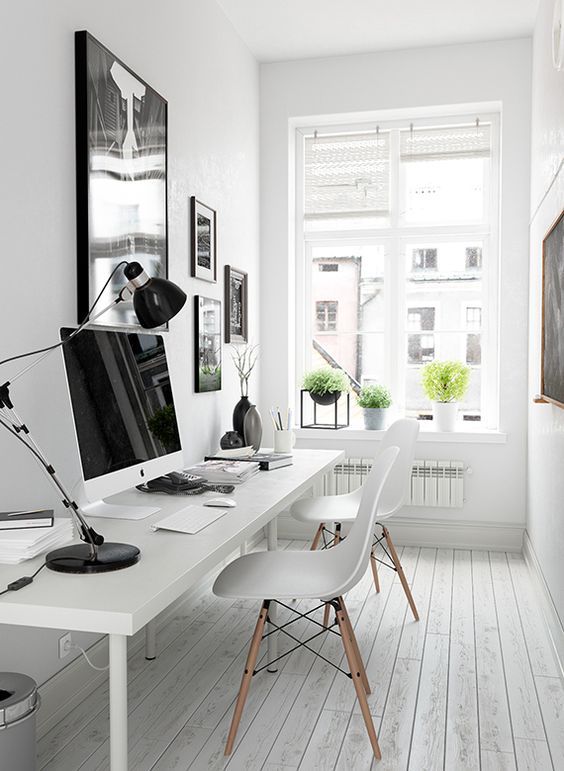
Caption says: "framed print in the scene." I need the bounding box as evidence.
[224,265,248,343]
[191,197,217,282]
[195,296,222,392]
[541,209,564,408]
[75,31,168,328]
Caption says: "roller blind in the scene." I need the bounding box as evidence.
[304,132,390,224]
[400,123,491,163]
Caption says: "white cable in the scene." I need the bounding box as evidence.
[68,642,109,672]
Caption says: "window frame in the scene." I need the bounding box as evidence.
[294,110,500,430]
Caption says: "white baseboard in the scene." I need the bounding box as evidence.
[36,532,264,738]
[522,531,564,677]
[276,513,525,551]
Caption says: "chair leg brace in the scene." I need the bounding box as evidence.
[224,596,381,760]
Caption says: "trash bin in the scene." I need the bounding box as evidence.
[0,673,39,771]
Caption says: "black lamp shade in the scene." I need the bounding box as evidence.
[132,277,187,328]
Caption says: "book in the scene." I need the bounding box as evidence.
[184,460,260,484]
[0,509,54,531]
[205,453,293,471]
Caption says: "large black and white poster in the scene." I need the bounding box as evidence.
[542,210,564,407]
[75,31,168,328]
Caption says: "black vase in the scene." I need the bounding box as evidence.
[233,395,252,440]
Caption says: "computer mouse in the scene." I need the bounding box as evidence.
[204,497,237,508]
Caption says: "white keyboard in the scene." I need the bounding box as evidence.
[150,505,228,534]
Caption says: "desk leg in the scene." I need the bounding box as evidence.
[266,518,278,673]
[109,634,128,771]
[145,620,156,660]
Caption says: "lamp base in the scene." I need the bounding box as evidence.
[45,543,140,574]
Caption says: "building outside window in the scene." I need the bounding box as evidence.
[297,113,499,426]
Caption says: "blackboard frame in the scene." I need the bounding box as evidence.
[541,209,564,408]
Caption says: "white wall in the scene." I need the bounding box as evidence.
[0,0,259,685]
[259,39,531,541]
[527,0,564,625]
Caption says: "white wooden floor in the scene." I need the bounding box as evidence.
[38,540,564,771]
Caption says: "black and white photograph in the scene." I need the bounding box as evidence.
[224,265,248,343]
[541,209,564,408]
[191,197,217,282]
[195,295,222,392]
[75,31,168,328]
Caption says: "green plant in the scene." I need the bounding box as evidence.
[357,384,392,409]
[147,404,180,451]
[302,367,349,396]
[421,360,470,403]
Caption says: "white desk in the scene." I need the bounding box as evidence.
[0,449,343,770]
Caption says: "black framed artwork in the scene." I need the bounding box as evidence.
[195,296,222,392]
[191,197,217,282]
[75,31,168,328]
[541,209,564,408]
[224,266,248,343]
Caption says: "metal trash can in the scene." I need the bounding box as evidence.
[0,673,39,771]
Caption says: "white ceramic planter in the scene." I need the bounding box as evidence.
[432,401,458,431]
[363,408,388,430]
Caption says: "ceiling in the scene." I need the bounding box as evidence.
[216,0,538,63]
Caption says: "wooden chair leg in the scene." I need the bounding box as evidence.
[334,522,342,545]
[225,601,269,755]
[335,603,381,760]
[370,551,381,593]
[383,526,419,621]
[338,596,370,694]
[310,523,325,550]
[323,602,331,628]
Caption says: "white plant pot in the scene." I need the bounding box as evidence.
[432,401,458,431]
[363,408,388,430]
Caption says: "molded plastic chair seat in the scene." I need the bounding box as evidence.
[291,489,360,524]
[215,546,360,602]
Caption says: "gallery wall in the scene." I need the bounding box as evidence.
[258,38,532,543]
[527,0,564,628]
[0,0,259,684]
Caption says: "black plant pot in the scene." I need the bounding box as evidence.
[233,395,252,439]
[309,390,341,406]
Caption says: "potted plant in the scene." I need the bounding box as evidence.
[302,367,349,405]
[357,384,392,430]
[421,360,471,431]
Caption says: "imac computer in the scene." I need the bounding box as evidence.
[60,327,183,519]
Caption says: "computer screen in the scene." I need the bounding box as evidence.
[60,327,183,517]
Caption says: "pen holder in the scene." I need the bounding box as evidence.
[273,429,295,454]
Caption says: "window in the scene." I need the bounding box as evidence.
[465,246,482,270]
[316,301,338,331]
[298,113,499,427]
[412,248,437,271]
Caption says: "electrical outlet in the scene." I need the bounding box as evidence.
[58,632,72,659]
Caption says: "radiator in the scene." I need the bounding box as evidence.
[327,457,465,508]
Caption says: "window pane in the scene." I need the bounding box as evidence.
[401,157,486,225]
[311,245,385,383]
[305,132,390,231]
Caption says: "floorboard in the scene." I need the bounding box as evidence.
[37,541,564,771]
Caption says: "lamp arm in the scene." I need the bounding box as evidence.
[0,411,102,557]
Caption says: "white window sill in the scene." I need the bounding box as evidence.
[294,425,507,444]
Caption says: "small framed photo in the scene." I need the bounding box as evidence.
[191,197,217,282]
[195,295,222,392]
[225,265,248,343]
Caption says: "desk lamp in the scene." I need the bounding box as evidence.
[0,261,186,574]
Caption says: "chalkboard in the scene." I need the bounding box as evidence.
[541,210,564,408]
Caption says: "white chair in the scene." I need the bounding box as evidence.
[290,418,420,621]
[213,445,400,761]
